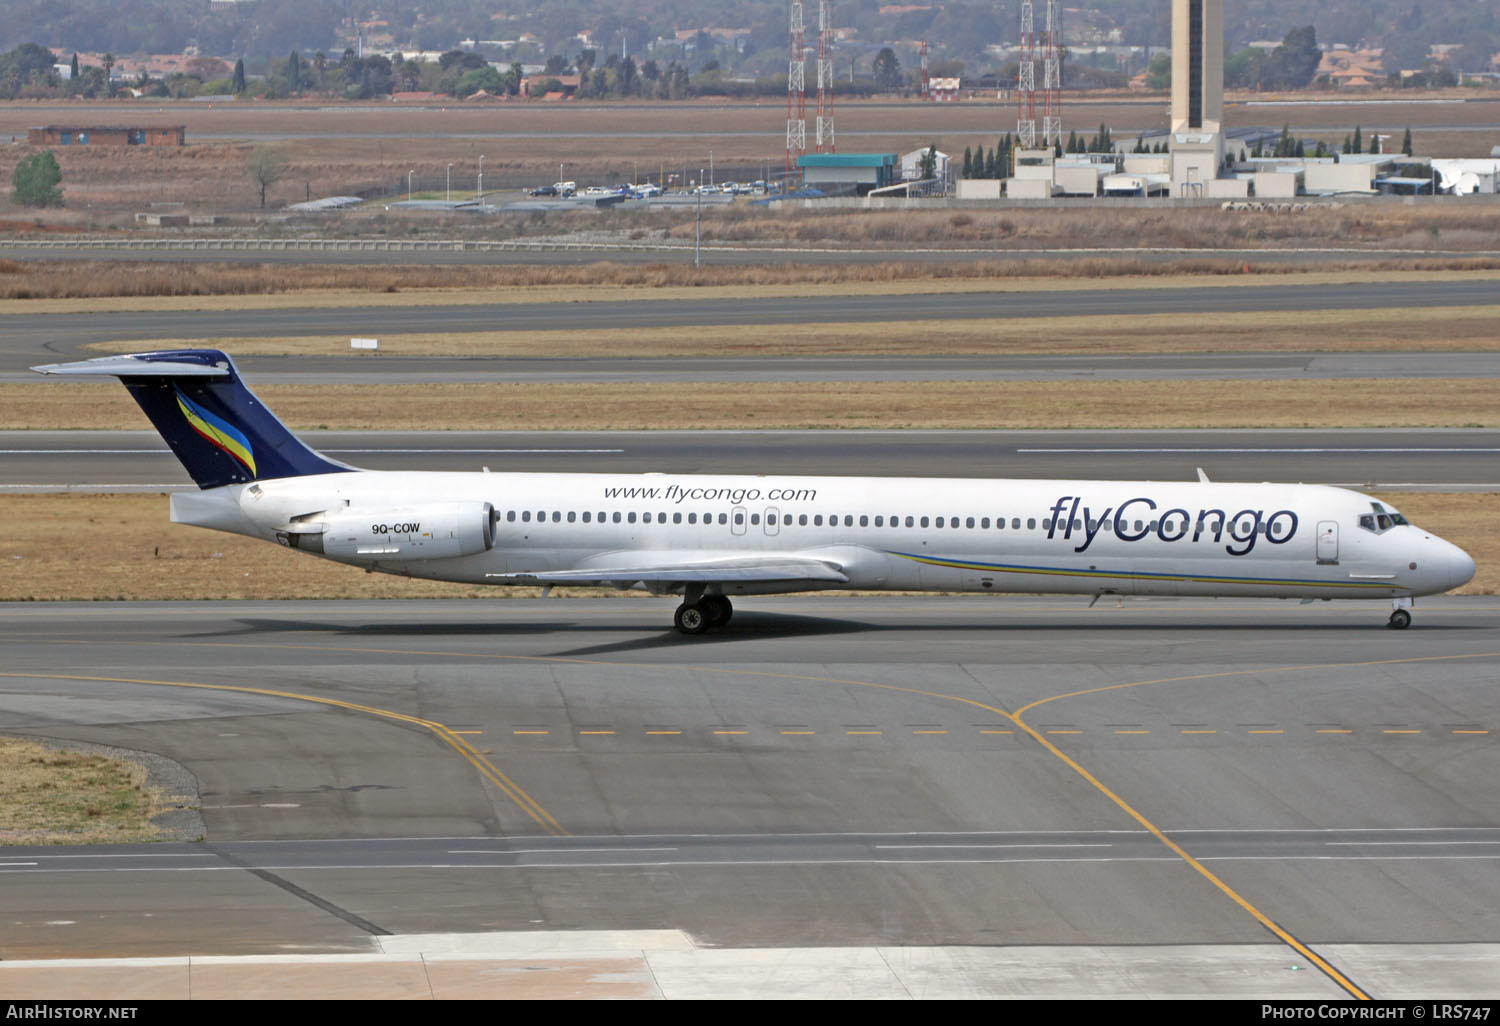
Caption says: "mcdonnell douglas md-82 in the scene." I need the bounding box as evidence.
[36,350,1475,633]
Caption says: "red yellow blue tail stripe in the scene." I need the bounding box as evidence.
[175,386,256,476]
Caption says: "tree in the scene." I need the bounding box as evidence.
[232,58,246,95]
[246,147,289,209]
[1145,54,1170,90]
[100,53,115,94]
[919,144,938,180]
[11,150,62,207]
[1402,127,1413,156]
[1264,27,1320,90]
[1224,47,1266,89]
[456,66,504,97]
[872,48,902,92]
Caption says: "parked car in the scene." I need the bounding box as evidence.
[528,185,558,197]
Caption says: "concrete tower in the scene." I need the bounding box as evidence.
[1169,0,1224,195]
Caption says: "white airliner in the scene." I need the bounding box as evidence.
[36,350,1475,633]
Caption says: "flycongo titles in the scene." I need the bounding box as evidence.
[1045,495,1299,556]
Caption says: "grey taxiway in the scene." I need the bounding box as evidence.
[1,276,1498,383]
[1,595,1498,999]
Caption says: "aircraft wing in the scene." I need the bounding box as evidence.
[486,553,849,587]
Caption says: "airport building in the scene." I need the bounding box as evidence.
[1169,0,1225,196]
[797,153,898,195]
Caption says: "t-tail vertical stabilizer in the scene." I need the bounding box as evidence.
[32,349,356,489]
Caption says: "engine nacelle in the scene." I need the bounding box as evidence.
[284,502,495,561]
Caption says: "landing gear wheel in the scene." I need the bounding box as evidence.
[701,595,733,627]
[674,602,709,635]
[1388,608,1412,630]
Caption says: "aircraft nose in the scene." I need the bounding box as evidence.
[1447,545,1477,591]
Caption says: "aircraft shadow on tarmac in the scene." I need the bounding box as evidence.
[214,611,878,654]
[199,611,1487,659]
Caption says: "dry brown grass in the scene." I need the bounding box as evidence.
[99,304,1500,359]
[2,256,1499,306]
[684,203,1500,252]
[6,378,1499,432]
[0,737,179,845]
[1,491,1492,600]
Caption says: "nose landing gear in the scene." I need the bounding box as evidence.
[1388,598,1413,630]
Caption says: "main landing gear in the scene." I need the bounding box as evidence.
[1387,598,1413,630]
[674,595,733,635]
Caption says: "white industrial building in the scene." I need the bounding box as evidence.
[1433,159,1500,194]
[900,148,950,182]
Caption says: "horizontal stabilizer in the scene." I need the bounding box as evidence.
[32,353,231,378]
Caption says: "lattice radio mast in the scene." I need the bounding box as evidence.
[1041,0,1062,148]
[1016,1,1037,149]
[815,0,836,152]
[1017,0,1062,149]
[786,1,806,176]
[786,3,810,176]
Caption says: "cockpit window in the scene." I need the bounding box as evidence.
[1359,502,1412,535]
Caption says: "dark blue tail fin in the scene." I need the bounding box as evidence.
[33,349,355,489]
